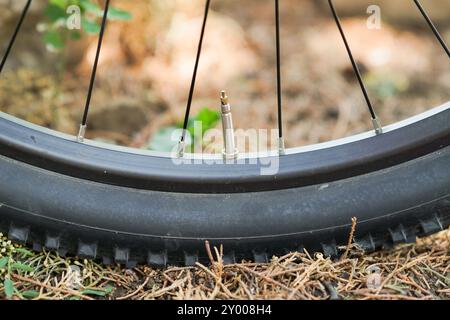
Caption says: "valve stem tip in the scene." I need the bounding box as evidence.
[220,90,228,105]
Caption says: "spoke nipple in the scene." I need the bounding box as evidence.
[278,137,286,156]
[77,124,87,142]
[220,90,238,160]
[372,116,383,135]
[177,140,185,158]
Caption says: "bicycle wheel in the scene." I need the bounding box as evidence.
[0,0,449,267]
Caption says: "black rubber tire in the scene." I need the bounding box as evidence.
[0,107,449,267]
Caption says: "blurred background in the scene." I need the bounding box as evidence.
[0,0,449,152]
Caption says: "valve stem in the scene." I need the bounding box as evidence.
[220,91,239,160]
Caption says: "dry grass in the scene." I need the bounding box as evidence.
[0,227,449,300]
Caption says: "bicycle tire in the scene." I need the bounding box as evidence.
[0,103,449,267]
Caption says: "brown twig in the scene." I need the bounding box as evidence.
[205,240,216,267]
[342,217,357,260]
[116,277,150,300]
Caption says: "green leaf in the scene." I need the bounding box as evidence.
[49,0,69,10]
[104,285,114,294]
[0,257,8,269]
[41,0,132,52]
[184,107,220,139]
[80,285,114,297]
[11,262,35,273]
[44,4,67,23]
[21,290,39,299]
[4,278,14,299]
[70,30,82,40]
[15,248,34,257]
[195,108,220,132]
[81,18,101,34]
[81,288,110,297]
[80,0,102,15]
[81,1,132,21]
[44,30,65,50]
[148,126,181,152]
[107,7,132,21]
[149,108,219,152]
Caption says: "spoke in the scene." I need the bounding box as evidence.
[0,0,32,74]
[275,0,285,154]
[177,0,211,157]
[77,0,111,142]
[327,0,382,134]
[413,0,450,59]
